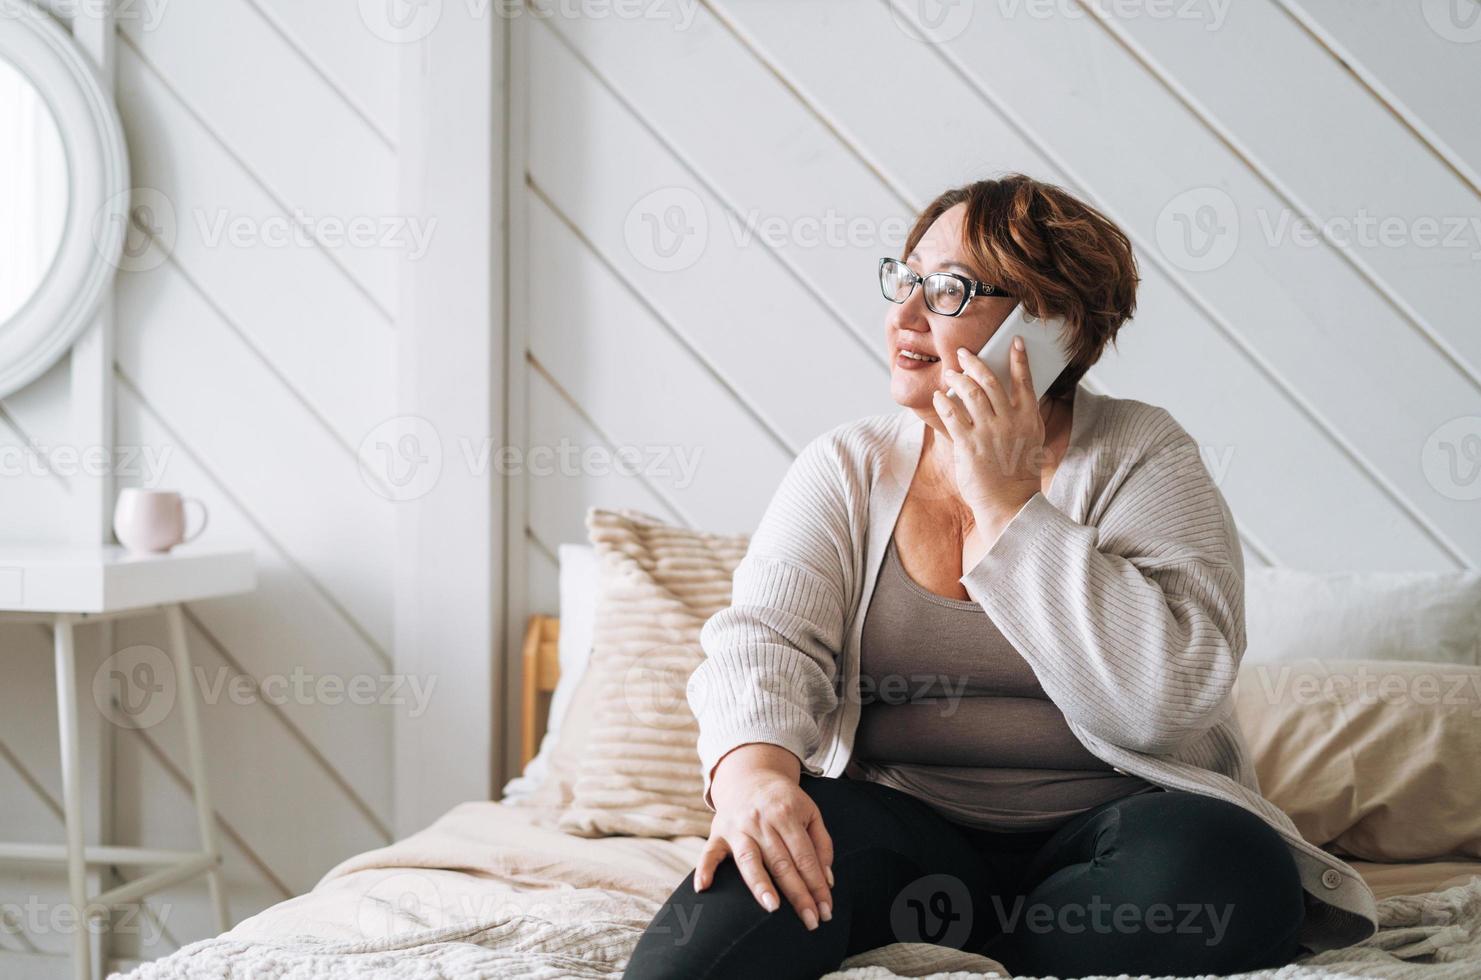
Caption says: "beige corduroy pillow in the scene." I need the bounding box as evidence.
[1234,658,1481,861]
[557,508,748,839]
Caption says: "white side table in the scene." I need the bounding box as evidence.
[0,546,255,980]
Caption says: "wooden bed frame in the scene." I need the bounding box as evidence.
[519,614,563,768]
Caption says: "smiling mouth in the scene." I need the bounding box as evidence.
[898,349,941,363]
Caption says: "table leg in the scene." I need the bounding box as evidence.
[163,604,230,932]
[54,615,93,980]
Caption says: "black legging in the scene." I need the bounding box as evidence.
[625,775,1305,979]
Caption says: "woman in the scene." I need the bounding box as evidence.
[626,175,1378,979]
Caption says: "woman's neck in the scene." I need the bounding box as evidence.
[920,393,1069,480]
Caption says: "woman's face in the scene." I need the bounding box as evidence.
[886,202,1017,412]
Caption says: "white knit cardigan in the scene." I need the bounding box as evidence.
[686,384,1378,955]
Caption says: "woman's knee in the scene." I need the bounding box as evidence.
[626,863,838,980]
[1001,792,1305,976]
[1110,792,1301,892]
[1109,793,1303,965]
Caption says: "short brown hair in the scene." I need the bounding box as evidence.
[903,174,1138,401]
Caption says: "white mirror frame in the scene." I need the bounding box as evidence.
[0,0,128,400]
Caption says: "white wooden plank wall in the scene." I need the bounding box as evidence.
[506,0,1481,766]
[0,1,405,971]
[2,0,1477,972]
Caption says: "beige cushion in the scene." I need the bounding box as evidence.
[556,508,747,838]
[1234,658,1481,861]
[509,647,604,811]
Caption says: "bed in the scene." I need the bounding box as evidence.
[112,615,1481,980]
[119,506,1481,980]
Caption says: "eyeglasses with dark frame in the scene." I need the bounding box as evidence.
[877,257,1013,317]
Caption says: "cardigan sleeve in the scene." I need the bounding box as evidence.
[687,435,855,810]
[960,412,1246,756]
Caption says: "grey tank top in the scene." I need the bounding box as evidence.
[851,535,1158,831]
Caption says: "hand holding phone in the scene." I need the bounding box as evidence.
[948,304,1070,405]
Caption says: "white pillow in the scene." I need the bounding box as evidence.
[1244,567,1481,666]
[500,543,598,800]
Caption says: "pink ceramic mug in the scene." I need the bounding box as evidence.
[113,489,208,554]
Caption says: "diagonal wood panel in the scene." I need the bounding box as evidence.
[248,0,398,146]
[723,0,1469,568]
[114,43,396,450]
[117,0,397,313]
[526,189,793,534]
[1280,0,1481,195]
[3,0,406,963]
[523,363,692,549]
[1083,0,1481,385]
[535,11,901,350]
[523,0,1460,572]
[869,0,1477,565]
[526,23,895,453]
[110,608,389,895]
[0,420,73,543]
[110,727,290,958]
[116,382,394,822]
[0,356,73,465]
[114,246,395,648]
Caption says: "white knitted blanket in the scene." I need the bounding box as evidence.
[112,803,1480,980]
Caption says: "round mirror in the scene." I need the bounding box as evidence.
[0,0,128,400]
[0,55,69,324]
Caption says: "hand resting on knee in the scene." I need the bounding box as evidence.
[699,743,835,932]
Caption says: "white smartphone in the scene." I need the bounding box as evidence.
[948,304,1071,405]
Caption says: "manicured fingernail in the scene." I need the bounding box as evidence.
[1014,335,1025,350]
[802,908,819,931]
[760,891,778,912]
[826,867,835,887]
[819,902,833,922]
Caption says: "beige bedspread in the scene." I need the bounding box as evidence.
[114,802,1481,980]
[1347,860,1481,903]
